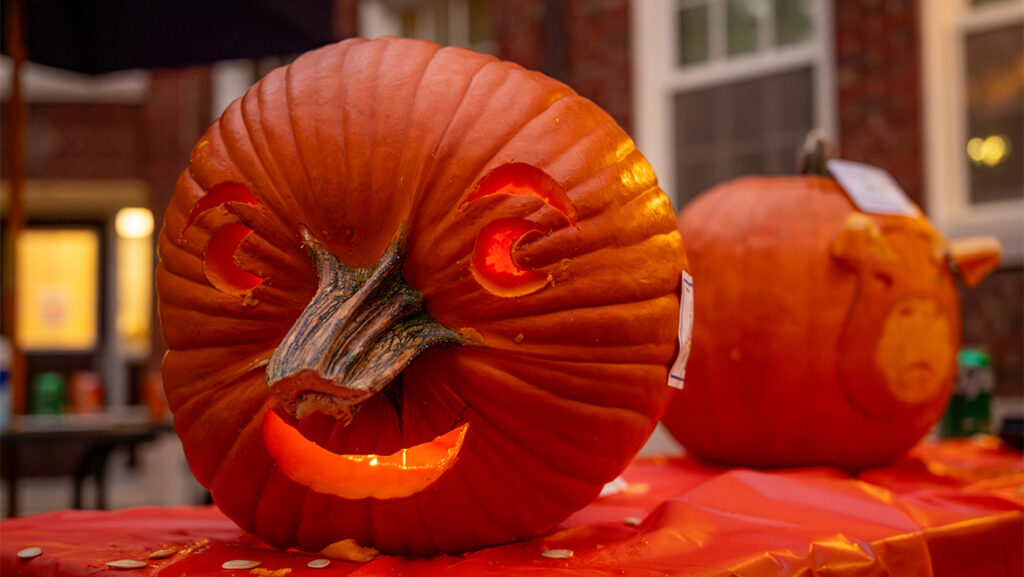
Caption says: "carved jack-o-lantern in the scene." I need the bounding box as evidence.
[660,149,1000,471]
[157,37,686,555]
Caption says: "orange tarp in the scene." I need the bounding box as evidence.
[2,436,1021,576]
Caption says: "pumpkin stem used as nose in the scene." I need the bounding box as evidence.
[266,225,464,423]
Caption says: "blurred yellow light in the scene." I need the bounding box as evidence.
[116,207,154,239]
[967,137,985,163]
[967,135,1010,167]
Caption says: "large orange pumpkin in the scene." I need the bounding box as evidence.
[660,159,999,471]
[157,37,686,555]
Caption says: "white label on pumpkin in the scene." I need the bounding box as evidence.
[828,159,918,216]
[668,271,694,390]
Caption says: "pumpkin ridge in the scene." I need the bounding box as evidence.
[403,58,510,238]
[413,356,600,490]
[209,407,276,533]
[464,416,602,529]
[177,170,296,248]
[464,423,591,532]
[213,103,296,237]
[388,368,525,545]
[414,201,674,301]
[164,356,270,408]
[400,49,496,236]
[408,63,572,250]
[279,42,359,242]
[461,350,669,415]
[409,120,641,273]
[453,355,651,472]
[240,81,309,235]
[448,385,616,487]
[436,278,680,334]
[373,39,445,229]
[281,61,316,219]
[157,248,299,312]
[176,382,268,486]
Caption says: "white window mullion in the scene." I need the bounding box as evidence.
[633,0,835,209]
[759,0,775,51]
[709,0,727,62]
[922,0,1024,264]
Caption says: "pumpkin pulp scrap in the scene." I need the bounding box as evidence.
[266,225,464,423]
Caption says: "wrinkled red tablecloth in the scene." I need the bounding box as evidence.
[2,436,1021,576]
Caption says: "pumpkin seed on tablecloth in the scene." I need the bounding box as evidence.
[106,559,148,570]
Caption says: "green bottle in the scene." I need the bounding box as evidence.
[942,348,993,438]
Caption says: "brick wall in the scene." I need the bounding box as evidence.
[0,103,144,179]
[564,0,633,133]
[960,269,1024,398]
[835,0,924,206]
[495,0,632,133]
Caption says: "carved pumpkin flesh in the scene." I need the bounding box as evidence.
[157,38,686,555]
[660,174,999,471]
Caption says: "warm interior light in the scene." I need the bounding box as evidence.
[967,135,1010,167]
[203,223,263,294]
[115,207,154,239]
[462,162,578,226]
[470,218,550,297]
[262,410,469,500]
[184,182,259,232]
[461,163,579,297]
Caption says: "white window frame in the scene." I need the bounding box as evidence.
[922,0,1024,265]
[0,56,149,103]
[359,0,494,54]
[632,0,836,209]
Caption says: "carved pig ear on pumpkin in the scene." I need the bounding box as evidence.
[947,236,1001,289]
[829,212,900,269]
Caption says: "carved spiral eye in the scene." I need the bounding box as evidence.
[182,182,263,294]
[461,163,577,298]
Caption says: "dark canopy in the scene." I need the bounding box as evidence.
[3,0,336,74]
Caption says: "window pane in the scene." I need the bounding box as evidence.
[16,229,100,351]
[117,230,153,358]
[678,4,710,66]
[774,0,811,46]
[674,67,814,205]
[965,24,1023,204]
[468,0,493,47]
[727,0,761,56]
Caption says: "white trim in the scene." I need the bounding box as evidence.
[663,43,820,91]
[632,0,836,209]
[632,0,677,207]
[359,0,402,38]
[0,56,149,104]
[210,60,253,121]
[921,0,1024,265]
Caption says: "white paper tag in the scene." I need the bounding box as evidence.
[668,271,694,390]
[828,159,918,216]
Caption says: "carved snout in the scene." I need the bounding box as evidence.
[830,211,1002,290]
[948,236,1001,288]
[830,212,899,269]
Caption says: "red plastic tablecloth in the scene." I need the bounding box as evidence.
[2,437,1021,576]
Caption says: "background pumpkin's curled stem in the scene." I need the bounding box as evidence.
[266,224,465,423]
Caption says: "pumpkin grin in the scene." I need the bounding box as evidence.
[262,409,469,501]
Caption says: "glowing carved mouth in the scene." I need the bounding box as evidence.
[262,411,469,500]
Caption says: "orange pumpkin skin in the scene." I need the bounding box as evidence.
[661,175,959,471]
[157,38,685,555]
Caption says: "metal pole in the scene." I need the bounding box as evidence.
[3,0,29,414]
